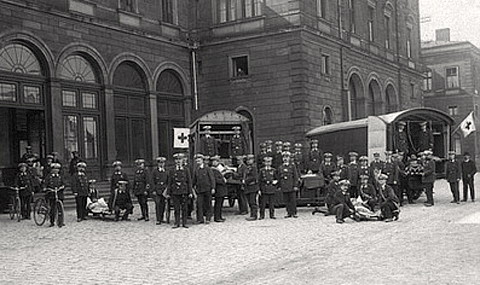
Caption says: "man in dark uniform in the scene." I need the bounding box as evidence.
[21,146,35,162]
[283,141,292,153]
[347,152,360,198]
[259,156,278,219]
[230,126,246,166]
[151,157,168,225]
[394,121,409,155]
[235,155,249,215]
[110,161,129,209]
[359,174,377,211]
[336,155,348,180]
[43,163,65,227]
[445,151,461,204]
[272,141,284,169]
[422,150,436,207]
[307,139,322,174]
[358,156,371,183]
[69,151,82,176]
[112,180,133,221]
[382,151,400,205]
[14,163,34,220]
[377,174,400,222]
[461,152,477,202]
[320,152,336,185]
[329,179,355,224]
[265,140,274,157]
[167,153,193,228]
[133,159,150,221]
[257,142,268,168]
[370,152,384,173]
[278,151,300,218]
[395,152,407,205]
[417,121,434,152]
[192,154,215,224]
[43,154,54,179]
[324,170,342,215]
[211,155,227,222]
[200,125,218,157]
[244,154,259,221]
[71,162,89,222]
[293,143,306,175]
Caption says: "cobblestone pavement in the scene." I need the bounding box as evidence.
[1,178,480,285]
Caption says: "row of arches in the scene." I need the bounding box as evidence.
[347,70,399,120]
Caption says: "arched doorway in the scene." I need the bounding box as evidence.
[58,54,103,176]
[348,73,365,120]
[0,42,48,180]
[236,107,255,154]
[112,61,149,164]
[156,69,186,158]
[368,79,382,116]
[385,84,397,113]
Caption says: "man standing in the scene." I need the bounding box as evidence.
[347,152,360,198]
[14,163,34,220]
[21,146,35,162]
[370,153,384,173]
[43,163,65,227]
[200,125,218,157]
[394,121,409,155]
[445,151,461,204]
[192,154,215,224]
[69,151,82,176]
[110,161,129,208]
[151,157,168,225]
[259,157,278,219]
[167,153,193,228]
[230,126,246,166]
[133,159,150,221]
[71,162,89,222]
[382,151,400,205]
[235,155,249,215]
[461,152,477,202]
[293,143,305,175]
[257,142,268,169]
[422,151,436,207]
[320,152,336,185]
[278,152,299,218]
[417,122,434,152]
[307,139,322,174]
[244,154,259,221]
[272,141,284,169]
[211,156,227,222]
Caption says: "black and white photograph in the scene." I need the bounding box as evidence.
[1,0,480,284]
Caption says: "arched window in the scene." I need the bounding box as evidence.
[0,43,42,75]
[59,55,97,83]
[156,69,185,158]
[348,74,364,120]
[385,84,397,113]
[368,80,382,116]
[323,106,334,125]
[113,62,146,90]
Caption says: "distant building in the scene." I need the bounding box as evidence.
[422,29,480,164]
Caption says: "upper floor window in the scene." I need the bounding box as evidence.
[321,54,330,75]
[406,27,413,58]
[230,55,249,78]
[446,67,459,88]
[410,83,416,98]
[423,70,432,91]
[323,106,334,125]
[384,5,393,49]
[349,0,356,33]
[215,0,262,24]
[317,0,326,18]
[368,6,375,42]
[448,105,459,116]
[162,0,177,24]
[119,0,137,13]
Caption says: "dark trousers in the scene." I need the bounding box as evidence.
[154,195,166,222]
[260,194,275,218]
[449,181,460,202]
[424,183,434,205]
[75,196,87,219]
[114,203,133,220]
[246,192,258,218]
[381,200,397,219]
[390,184,402,205]
[349,186,358,198]
[330,203,350,221]
[463,177,475,201]
[48,198,64,225]
[214,196,225,220]
[20,194,32,218]
[196,191,212,222]
[136,194,149,218]
[236,186,248,213]
[283,191,297,216]
[172,194,188,226]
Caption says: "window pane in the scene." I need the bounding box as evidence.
[23,86,41,104]
[219,0,227,23]
[62,90,76,107]
[64,115,79,159]
[0,83,16,102]
[245,0,253,17]
[82,92,97,109]
[131,119,146,159]
[115,117,129,161]
[83,117,98,159]
[0,44,42,75]
[232,56,248,77]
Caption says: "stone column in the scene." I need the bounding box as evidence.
[104,87,117,163]
[149,93,159,159]
[46,79,64,162]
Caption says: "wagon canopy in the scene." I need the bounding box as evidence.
[190,110,250,129]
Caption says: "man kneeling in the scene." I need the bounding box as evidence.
[112,180,133,221]
[330,180,355,224]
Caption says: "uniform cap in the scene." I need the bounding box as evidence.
[283,142,291,147]
[377,173,389,180]
[210,155,221,161]
[236,155,245,160]
[232,126,241,131]
[398,121,407,126]
[398,152,405,156]
[112,161,122,167]
[194,153,204,160]
[339,179,350,186]
[385,151,393,155]
[265,140,273,145]
[27,157,36,162]
[417,151,424,157]
[359,156,368,161]
[359,174,370,180]
[117,180,128,185]
[18,162,28,168]
[134,159,145,165]
[392,153,399,158]
[259,143,267,148]
[419,121,428,126]
[246,154,255,160]
[324,152,333,158]
[311,139,319,144]
[275,141,283,146]
[348,152,358,157]
[203,155,210,161]
[88,179,96,184]
[373,152,380,157]
[76,162,87,168]
[282,151,292,157]
[51,163,62,169]
[173,153,185,159]
[156,157,167,163]
[51,152,59,156]
[424,150,433,155]
[336,155,344,160]
[46,154,54,159]
[25,146,32,149]
[263,156,273,162]
[203,125,212,130]
[294,143,303,148]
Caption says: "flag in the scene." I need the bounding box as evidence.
[173,128,190,149]
[460,111,476,138]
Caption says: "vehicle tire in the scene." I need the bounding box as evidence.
[15,197,21,222]
[33,198,48,226]
[9,196,15,220]
[56,201,65,227]
[228,197,235,208]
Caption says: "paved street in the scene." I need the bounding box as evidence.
[1,178,480,285]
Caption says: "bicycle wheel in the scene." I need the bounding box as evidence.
[15,197,21,222]
[56,201,65,227]
[33,198,48,226]
[9,196,15,220]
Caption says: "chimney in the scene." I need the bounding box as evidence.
[435,28,451,42]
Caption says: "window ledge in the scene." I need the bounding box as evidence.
[212,16,265,36]
[118,9,142,27]
[230,76,250,83]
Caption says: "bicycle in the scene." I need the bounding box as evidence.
[8,187,24,222]
[33,186,65,227]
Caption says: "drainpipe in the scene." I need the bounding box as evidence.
[191,41,199,110]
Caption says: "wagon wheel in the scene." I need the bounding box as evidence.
[228,197,235,208]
